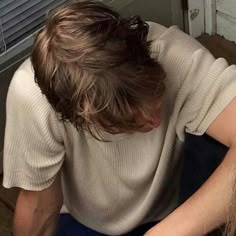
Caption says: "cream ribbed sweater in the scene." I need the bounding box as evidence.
[3,22,236,235]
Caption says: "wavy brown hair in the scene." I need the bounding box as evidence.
[31,0,166,139]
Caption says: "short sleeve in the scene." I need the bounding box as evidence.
[174,49,236,141]
[3,60,65,191]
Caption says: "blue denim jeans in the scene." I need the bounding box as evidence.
[57,134,228,236]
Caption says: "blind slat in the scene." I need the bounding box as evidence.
[5,17,44,44]
[4,10,46,39]
[2,0,61,32]
[7,23,44,49]
[0,0,15,9]
[0,0,67,55]
[2,0,35,18]
[2,0,52,23]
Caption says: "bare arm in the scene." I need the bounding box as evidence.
[145,144,235,236]
[145,97,236,236]
[13,173,63,236]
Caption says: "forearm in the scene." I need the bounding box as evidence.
[146,144,236,236]
[14,200,60,236]
[14,174,63,236]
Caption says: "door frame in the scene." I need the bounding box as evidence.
[171,0,184,30]
[186,0,205,37]
[187,0,217,37]
[204,0,217,35]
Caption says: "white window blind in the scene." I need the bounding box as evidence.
[0,0,68,55]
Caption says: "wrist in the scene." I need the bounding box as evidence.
[144,218,204,236]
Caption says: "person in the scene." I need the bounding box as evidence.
[3,1,236,235]
[225,181,236,236]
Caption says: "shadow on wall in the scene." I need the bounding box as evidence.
[0,61,26,174]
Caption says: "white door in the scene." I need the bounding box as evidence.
[215,0,236,42]
[188,0,236,42]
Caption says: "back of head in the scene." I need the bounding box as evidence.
[31,0,166,139]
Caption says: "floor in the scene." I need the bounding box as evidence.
[198,34,236,65]
[0,34,236,235]
[0,176,18,236]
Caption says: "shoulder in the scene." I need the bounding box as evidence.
[146,21,167,41]
[7,58,50,114]
[147,21,203,51]
[147,22,206,73]
[6,58,63,132]
[9,58,39,100]
[159,26,205,58]
[6,58,64,144]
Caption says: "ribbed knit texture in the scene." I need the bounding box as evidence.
[3,22,236,235]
